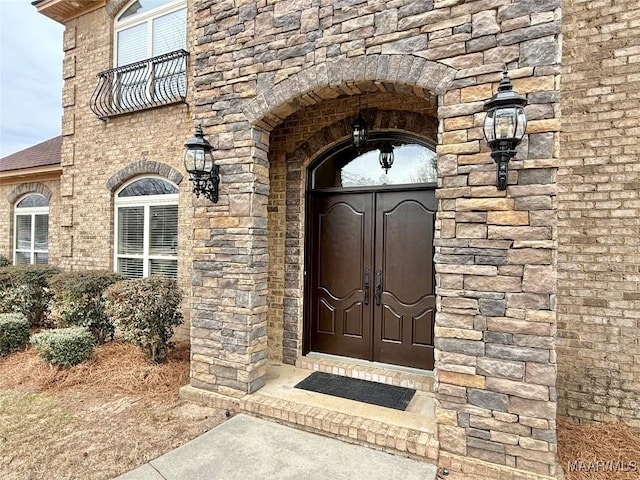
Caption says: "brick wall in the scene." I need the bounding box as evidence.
[57,1,198,338]
[557,0,640,427]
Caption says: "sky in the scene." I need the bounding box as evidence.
[0,0,64,158]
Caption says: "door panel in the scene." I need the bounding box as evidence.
[309,189,436,370]
[310,193,373,359]
[374,190,436,370]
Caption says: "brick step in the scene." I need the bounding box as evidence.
[295,353,435,393]
[180,362,439,464]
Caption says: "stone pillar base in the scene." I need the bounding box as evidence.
[439,452,558,480]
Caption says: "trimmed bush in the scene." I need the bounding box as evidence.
[0,255,10,268]
[30,327,96,366]
[0,312,30,356]
[0,265,60,326]
[49,271,125,343]
[105,278,183,364]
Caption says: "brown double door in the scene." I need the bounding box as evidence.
[308,189,436,370]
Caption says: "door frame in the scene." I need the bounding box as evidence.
[302,132,437,359]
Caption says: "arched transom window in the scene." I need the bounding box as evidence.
[114,176,179,279]
[311,134,438,190]
[14,194,49,265]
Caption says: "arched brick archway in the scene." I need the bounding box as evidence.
[266,105,440,364]
[243,54,456,130]
[190,56,456,394]
[105,160,183,192]
[7,183,53,204]
[105,0,130,18]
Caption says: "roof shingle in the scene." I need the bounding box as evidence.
[0,136,62,172]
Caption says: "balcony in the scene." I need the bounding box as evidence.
[90,49,189,121]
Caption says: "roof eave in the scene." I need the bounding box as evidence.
[33,0,105,24]
[0,165,63,185]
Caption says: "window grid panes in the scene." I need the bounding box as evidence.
[114,0,186,108]
[115,178,178,279]
[14,194,49,265]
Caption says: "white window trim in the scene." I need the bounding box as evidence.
[14,195,49,265]
[114,176,179,278]
[114,0,187,67]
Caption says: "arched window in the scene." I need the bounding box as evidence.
[114,176,179,279]
[14,194,49,265]
[114,0,187,105]
[310,133,437,190]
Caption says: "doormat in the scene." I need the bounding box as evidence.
[294,371,416,411]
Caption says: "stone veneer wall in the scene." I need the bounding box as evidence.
[557,0,640,427]
[56,0,197,338]
[191,0,562,478]
[0,180,61,263]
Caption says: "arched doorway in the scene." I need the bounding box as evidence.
[304,132,437,370]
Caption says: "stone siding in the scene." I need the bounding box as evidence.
[191,0,561,478]
[557,0,640,427]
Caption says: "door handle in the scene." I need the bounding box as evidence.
[364,269,370,305]
[375,270,382,306]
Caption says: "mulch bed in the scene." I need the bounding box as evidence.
[0,340,190,397]
[558,417,640,479]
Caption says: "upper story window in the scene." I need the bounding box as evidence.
[91,0,188,120]
[14,194,49,265]
[115,0,187,67]
[114,177,179,279]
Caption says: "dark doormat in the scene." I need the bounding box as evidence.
[294,371,416,411]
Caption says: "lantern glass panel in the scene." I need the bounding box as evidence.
[190,149,205,172]
[483,110,495,142]
[515,107,527,140]
[379,150,394,171]
[352,116,368,150]
[494,107,518,140]
[183,148,197,173]
[203,150,214,173]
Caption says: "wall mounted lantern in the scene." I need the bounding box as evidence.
[483,71,528,190]
[379,142,394,174]
[183,125,220,203]
[351,97,368,153]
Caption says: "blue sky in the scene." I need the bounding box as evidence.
[0,0,63,158]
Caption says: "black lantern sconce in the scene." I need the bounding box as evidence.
[379,142,394,174]
[483,71,528,190]
[183,125,220,203]
[351,97,368,153]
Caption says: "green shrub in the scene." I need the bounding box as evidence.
[30,327,96,366]
[49,271,125,343]
[0,255,10,268]
[104,278,183,364]
[0,265,60,326]
[0,313,30,356]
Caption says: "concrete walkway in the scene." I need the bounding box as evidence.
[117,414,438,480]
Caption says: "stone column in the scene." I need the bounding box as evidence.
[189,125,270,396]
[434,72,559,480]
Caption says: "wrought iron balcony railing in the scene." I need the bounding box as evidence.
[90,49,189,120]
